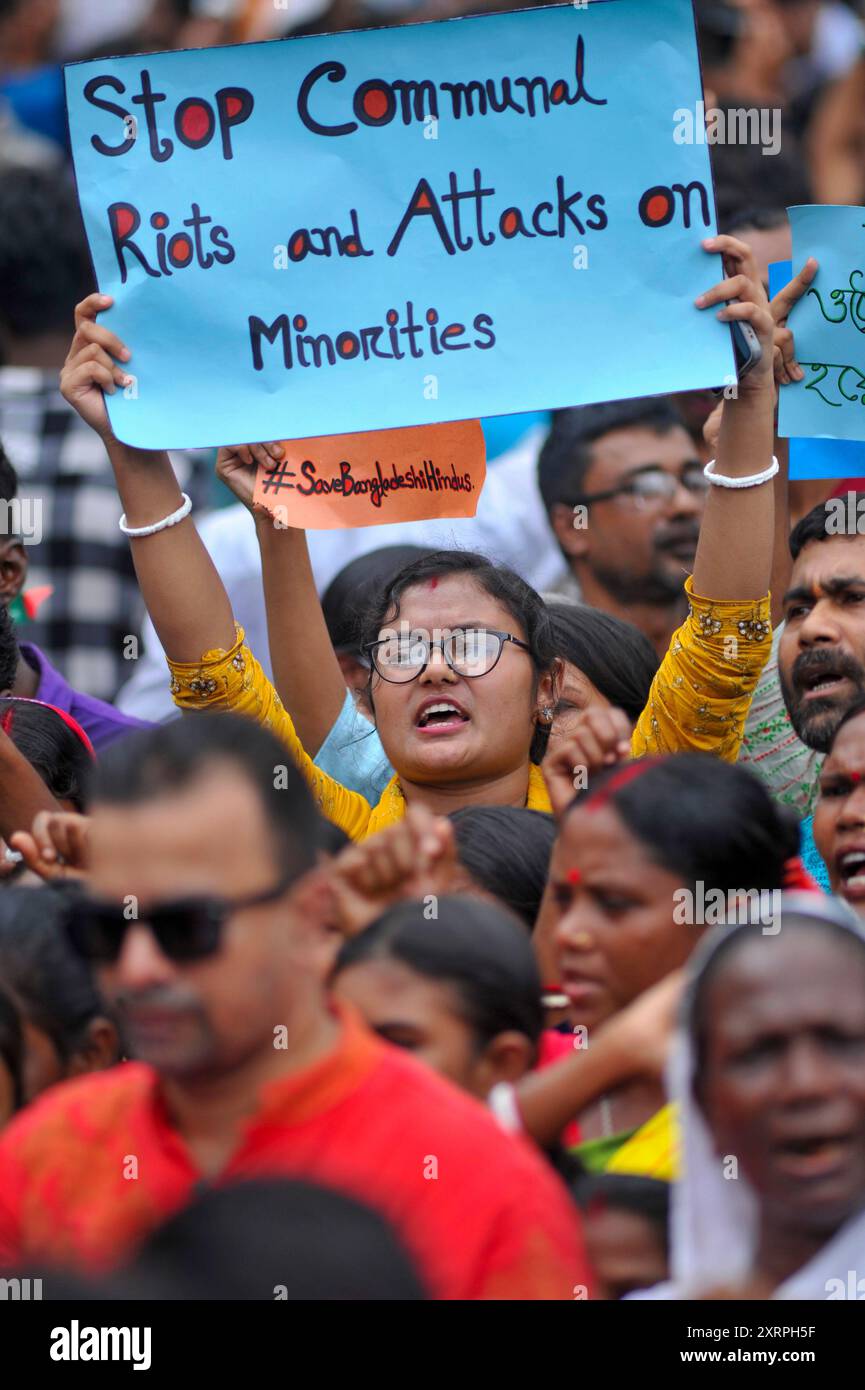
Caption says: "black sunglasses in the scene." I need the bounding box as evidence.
[62,873,294,965]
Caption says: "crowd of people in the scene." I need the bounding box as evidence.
[1,0,865,1304]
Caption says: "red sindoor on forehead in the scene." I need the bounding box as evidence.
[428,578,438,590]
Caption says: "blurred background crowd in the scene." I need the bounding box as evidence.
[1,0,865,1307]
[2,0,865,705]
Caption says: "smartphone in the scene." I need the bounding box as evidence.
[729,301,762,379]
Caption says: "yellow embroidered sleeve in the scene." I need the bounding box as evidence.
[166,626,375,840]
[631,577,772,763]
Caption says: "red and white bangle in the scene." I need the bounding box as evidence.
[704,457,779,489]
[541,986,571,1009]
[119,493,192,537]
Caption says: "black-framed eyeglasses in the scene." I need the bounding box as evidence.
[62,872,294,965]
[364,627,531,684]
[572,462,709,510]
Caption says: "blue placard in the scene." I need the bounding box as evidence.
[771,256,865,480]
[778,205,865,446]
[64,0,734,450]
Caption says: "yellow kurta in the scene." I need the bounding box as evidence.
[166,575,771,841]
[631,576,771,761]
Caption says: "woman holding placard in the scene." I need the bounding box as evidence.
[60,236,777,840]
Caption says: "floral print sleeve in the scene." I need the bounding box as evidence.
[631,576,772,762]
[166,625,376,840]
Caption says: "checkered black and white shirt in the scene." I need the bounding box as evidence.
[0,366,211,702]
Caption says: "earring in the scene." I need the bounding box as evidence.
[542,706,554,723]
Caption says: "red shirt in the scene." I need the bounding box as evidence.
[0,1007,589,1300]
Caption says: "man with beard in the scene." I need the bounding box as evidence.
[779,496,865,755]
[0,713,587,1298]
[538,399,706,657]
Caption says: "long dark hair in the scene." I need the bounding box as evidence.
[322,545,435,657]
[567,754,800,894]
[0,698,92,810]
[449,806,556,929]
[0,887,115,1068]
[546,601,658,725]
[361,550,558,763]
[332,897,544,1052]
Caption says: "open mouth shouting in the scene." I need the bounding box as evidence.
[794,653,859,707]
[413,697,471,737]
[771,1128,856,1183]
[835,845,865,900]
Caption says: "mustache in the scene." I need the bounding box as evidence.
[653,525,700,551]
[791,648,865,695]
[114,985,200,1014]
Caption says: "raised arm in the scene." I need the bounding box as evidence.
[630,239,779,761]
[215,446,346,752]
[59,297,380,841]
[59,294,235,663]
[768,257,820,623]
[700,254,819,624]
[691,235,776,602]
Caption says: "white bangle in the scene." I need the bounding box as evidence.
[119,493,192,537]
[704,458,779,489]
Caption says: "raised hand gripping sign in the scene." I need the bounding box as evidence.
[64,0,733,450]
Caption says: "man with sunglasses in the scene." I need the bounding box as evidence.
[538,397,708,658]
[0,713,588,1298]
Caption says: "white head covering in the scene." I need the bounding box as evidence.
[637,893,865,1300]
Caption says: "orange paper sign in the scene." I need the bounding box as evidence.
[253,420,486,529]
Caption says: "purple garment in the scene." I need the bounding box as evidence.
[19,643,153,751]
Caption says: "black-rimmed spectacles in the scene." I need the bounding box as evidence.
[572,462,708,510]
[364,627,531,684]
